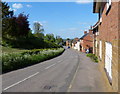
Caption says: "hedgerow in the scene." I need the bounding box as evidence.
[1,48,64,73]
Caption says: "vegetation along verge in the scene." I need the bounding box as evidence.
[2,48,65,73]
[86,53,98,63]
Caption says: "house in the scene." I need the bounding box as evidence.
[80,30,93,53]
[92,0,120,92]
[72,38,80,51]
[66,40,71,47]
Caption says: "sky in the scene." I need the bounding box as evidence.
[7,2,98,39]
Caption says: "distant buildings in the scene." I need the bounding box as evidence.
[72,38,80,51]
[66,30,93,53]
[80,30,93,53]
[66,39,71,47]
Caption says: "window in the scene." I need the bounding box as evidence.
[99,8,103,23]
[106,0,111,11]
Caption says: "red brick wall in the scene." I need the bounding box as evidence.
[99,2,119,41]
[81,30,93,52]
[96,2,119,92]
[118,1,120,93]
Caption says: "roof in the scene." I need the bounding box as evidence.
[72,38,80,44]
[93,1,106,13]
[80,33,88,39]
[92,20,100,29]
[66,40,71,43]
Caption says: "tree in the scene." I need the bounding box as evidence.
[15,13,30,37]
[33,21,44,34]
[33,21,44,41]
[3,13,30,38]
[56,36,63,45]
[44,34,55,42]
[2,2,14,37]
[67,38,70,40]
[2,2,13,19]
[2,2,30,38]
[4,17,17,37]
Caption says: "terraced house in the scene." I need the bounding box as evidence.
[92,0,120,92]
[80,30,93,53]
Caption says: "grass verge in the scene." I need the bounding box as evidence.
[86,53,98,63]
[2,46,28,54]
[1,48,65,73]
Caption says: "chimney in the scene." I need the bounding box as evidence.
[89,29,93,34]
[84,31,87,34]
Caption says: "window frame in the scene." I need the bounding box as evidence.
[99,40,102,59]
[106,0,111,13]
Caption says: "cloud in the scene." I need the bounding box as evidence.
[9,8,17,12]
[68,28,78,31]
[40,21,48,25]
[60,27,83,32]
[33,21,43,26]
[26,4,32,7]
[76,0,92,4]
[12,3,23,9]
[9,8,12,11]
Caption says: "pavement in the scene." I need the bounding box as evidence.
[68,51,107,92]
[2,48,107,92]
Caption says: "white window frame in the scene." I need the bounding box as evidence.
[107,0,111,11]
[100,8,102,17]
[105,42,112,81]
[96,32,99,36]
[95,40,97,48]
[100,17,102,23]
[99,40,102,59]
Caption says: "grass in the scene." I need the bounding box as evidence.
[2,46,28,54]
[86,53,98,63]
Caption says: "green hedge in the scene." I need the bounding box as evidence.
[2,37,61,49]
[2,48,65,73]
[86,53,98,63]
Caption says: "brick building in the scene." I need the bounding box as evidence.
[92,1,120,92]
[80,30,93,53]
[72,38,80,51]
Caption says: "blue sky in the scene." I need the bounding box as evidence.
[8,2,98,39]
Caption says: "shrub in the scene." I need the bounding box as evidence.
[2,48,65,73]
[86,53,98,63]
[2,37,61,49]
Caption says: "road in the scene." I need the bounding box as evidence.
[2,48,80,92]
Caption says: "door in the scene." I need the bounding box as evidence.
[105,42,112,80]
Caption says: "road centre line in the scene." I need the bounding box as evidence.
[4,58,64,91]
[45,63,56,70]
[56,60,62,63]
[3,72,39,91]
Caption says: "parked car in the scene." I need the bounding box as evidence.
[68,46,70,49]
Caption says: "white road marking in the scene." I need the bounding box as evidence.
[58,60,62,63]
[69,85,72,89]
[39,61,48,65]
[45,63,56,69]
[3,72,39,91]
